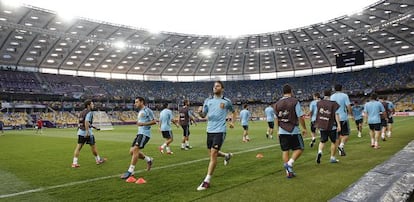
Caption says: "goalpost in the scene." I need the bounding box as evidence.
[93,111,114,131]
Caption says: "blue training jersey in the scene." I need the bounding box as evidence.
[159,108,173,131]
[265,106,275,122]
[77,111,93,136]
[331,92,351,121]
[364,100,385,124]
[386,101,395,111]
[203,96,234,133]
[352,105,364,120]
[240,109,250,126]
[309,100,318,122]
[278,98,304,135]
[137,106,155,137]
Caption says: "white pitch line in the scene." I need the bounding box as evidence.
[0,143,280,199]
[2,117,412,199]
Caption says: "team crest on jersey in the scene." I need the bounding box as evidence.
[220,103,225,109]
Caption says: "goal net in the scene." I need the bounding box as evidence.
[93,111,114,131]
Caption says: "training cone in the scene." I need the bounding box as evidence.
[125,176,137,183]
[135,177,147,184]
[256,153,264,159]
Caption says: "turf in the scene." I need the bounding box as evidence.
[0,117,413,201]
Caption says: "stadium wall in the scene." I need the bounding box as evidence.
[330,141,414,202]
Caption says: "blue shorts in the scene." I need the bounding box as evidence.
[310,121,316,133]
[181,125,190,137]
[242,125,248,130]
[161,131,173,139]
[369,123,381,131]
[320,130,337,143]
[77,135,95,145]
[279,134,304,151]
[355,119,363,126]
[131,134,150,149]
[207,132,226,150]
[381,119,388,127]
[267,121,274,129]
[338,121,350,136]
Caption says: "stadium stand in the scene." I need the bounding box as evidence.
[0,1,413,200]
[1,61,413,104]
[1,61,413,128]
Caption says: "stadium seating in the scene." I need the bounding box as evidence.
[1,61,413,103]
[0,61,413,127]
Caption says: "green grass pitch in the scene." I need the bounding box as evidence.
[0,117,413,201]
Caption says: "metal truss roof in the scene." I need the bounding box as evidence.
[0,0,413,79]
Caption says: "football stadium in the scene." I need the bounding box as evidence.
[0,0,413,201]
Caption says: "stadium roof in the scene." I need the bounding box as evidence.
[5,0,379,36]
[0,0,413,81]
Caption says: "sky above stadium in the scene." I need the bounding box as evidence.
[12,0,378,36]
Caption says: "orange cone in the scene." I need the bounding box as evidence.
[135,177,147,184]
[256,153,264,159]
[125,176,137,183]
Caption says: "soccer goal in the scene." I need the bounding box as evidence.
[93,111,114,131]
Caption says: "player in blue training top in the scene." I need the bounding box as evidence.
[240,104,251,142]
[274,84,307,178]
[315,89,341,164]
[71,99,106,168]
[363,93,385,149]
[384,96,395,138]
[264,104,275,139]
[309,92,321,147]
[159,103,178,154]
[378,95,391,141]
[121,97,157,180]
[330,84,353,156]
[352,101,364,138]
[196,81,236,191]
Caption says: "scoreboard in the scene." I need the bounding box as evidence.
[335,49,365,68]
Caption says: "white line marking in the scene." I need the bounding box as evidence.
[0,143,279,199]
[1,117,412,199]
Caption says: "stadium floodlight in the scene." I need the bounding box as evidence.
[2,0,23,8]
[113,41,126,49]
[225,35,240,39]
[200,49,214,57]
[57,10,75,22]
[147,28,161,35]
